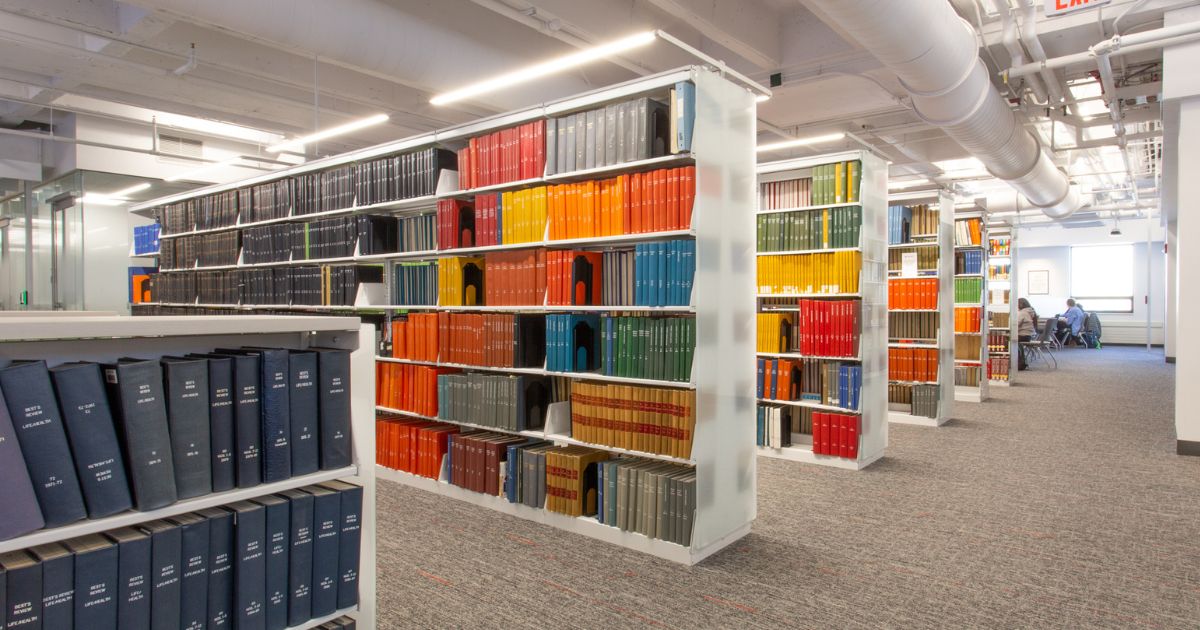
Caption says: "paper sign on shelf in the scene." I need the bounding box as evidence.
[1045,0,1110,17]
[901,252,919,278]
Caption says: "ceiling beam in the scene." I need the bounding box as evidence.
[640,0,781,70]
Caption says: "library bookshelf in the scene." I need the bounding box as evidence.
[987,227,1017,385]
[0,315,377,629]
[886,191,953,427]
[753,150,888,471]
[954,210,989,403]
[131,66,758,566]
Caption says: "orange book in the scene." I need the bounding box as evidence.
[668,167,681,230]
[630,172,643,234]
[682,166,696,228]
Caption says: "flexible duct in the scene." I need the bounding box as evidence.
[805,0,1082,218]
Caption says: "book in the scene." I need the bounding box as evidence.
[437,312,546,368]
[103,359,179,511]
[253,495,289,630]
[213,352,264,489]
[184,354,237,493]
[30,542,74,630]
[106,527,151,630]
[375,362,453,417]
[287,351,320,476]
[319,481,362,610]
[569,382,696,458]
[0,361,88,528]
[278,489,314,626]
[196,507,234,629]
[0,385,44,540]
[1,551,41,629]
[161,357,214,499]
[755,250,862,295]
[171,514,210,630]
[219,348,291,483]
[140,520,182,630]
[63,535,119,630]
[312,348,353,471]
[230,501,266,630]
[390,314,439,363]
[307,486,340,617]
[888,278,939,310]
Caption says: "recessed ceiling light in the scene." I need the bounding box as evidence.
[756,132,845,153]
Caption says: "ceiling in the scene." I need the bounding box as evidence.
[0,0,1175,226]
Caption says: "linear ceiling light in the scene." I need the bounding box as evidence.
[888,178,931,190]
[267,113,391,153]
[756,132,845,153]
[430,31,658,106]
[109,182,151,197]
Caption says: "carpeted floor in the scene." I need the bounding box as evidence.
[375,346,1197,628]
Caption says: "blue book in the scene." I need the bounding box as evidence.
[64,535,118,630]
[1,550,42,629]
[31,542,74,630]
[254,496,289,630]
[219,348,291,483]
[287,351,320,476]
[682,240,696,304]
[231,501,266,630]
[0,386,44,540]
[106,527,151,630]
[184,355,236,493]
[141,520,182,630]
[768,360,778,399]
[196,508,234,629]
[313,348,353,471]
[307,486,340,617]
[673,81,695,152]
[322,481,363,610]
[756,359,765,398]
[656,242,667,307]
[172,514,210,630]
[495,193,503,245]
[756,408,764,446]
[278,490,314,627]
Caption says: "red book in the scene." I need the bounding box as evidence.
[813,412,825,455]
[668,168,681,230]
[847,415,860,459]
[681,166,696,228]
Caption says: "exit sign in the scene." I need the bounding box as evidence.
[1046,0,1111,16]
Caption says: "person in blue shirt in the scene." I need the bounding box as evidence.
[1058,298,1085,345]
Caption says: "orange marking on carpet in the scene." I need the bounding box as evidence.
[417,569,451,586]
[703,595,757,614]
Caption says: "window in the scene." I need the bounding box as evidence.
[1070,244,1134,313]
[157,133,203,158]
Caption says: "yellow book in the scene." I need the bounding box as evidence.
[536,187,548,241]
[835,161,845,204]
[846,160,858,203]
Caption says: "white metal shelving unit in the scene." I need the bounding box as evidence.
[954,211,990,403]
[753,150,888,471]
[886,191,954,427]
[0,315,377,629]
[987,227,1018,385]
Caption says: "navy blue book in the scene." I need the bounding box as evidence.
[0,550,41,629]
[63,534,118,630]
[49,362,134,518]
[254,495,289,630]
[196,508,234,629]
[321,481,362,609]
[0,360,87,527]
[0,558,5,630]
[213,352,263,488]
[313,349,352,470]
[230,501,266,630]
[279,490,313,626]
[105,527,151,630]
[30,542,73,630]
[171,514,210,630]
[103,360,178,511]
[287,351,319,476]
[187,354,237,493]
[307,486,340,617]
[219,349,290,483]
[140,520,181,630]
[161,357,214,499]
[0,386,44,540]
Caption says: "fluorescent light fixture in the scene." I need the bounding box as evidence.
[108,183,151,197]
[431,31,658,106]
[79,193,127,206]
[755,94,771,103]
[165,158,243,183]
[267,113,390,153]
[888,177,931,190]
[756,132,845,153]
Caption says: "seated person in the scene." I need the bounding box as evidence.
[1016,298,1037,370]
[1057,298,1085,345]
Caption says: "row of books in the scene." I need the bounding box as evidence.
[597,315,695,382]
[955,217,983,247]
[484,249,548,306]
[890,311,939,342]
[292,165,353,218]
[988,331,1010,352]
[570,381,696,459]
[756,404,808,449]
[437,313,544,368]
[955,334,983,361]
[0,483,361,630]
[545,96,672,176]
[375,363,447,418]
[887,246,938,272]
[955,249,984,275]
[889,278,939,310]
[954,277,983,303]
[754,300,860,357]
[457,120,545,190]
[401,251,549,308]
[244,179,293,224]
[147,264,382,307]
[989,288,1011,306]
[157,190,240,235]
[888,347,939,382]
[389,314,438,362]
[989,237,1011,256]
[756,206,862,252]
[811,412,861,459]
[990,311,1011,330]
[758,160,862,210]
[989,356,1011,381]
[888,204,938,244]
[0,349,351,540]
[160,232,239,270]
[888,383,939,418]
[955,365,982,386]
[438,373,551,433]
[755,251,862,295]
[445,188,548,249]
[351,147,455,208]
[595,457,695,546]
[989,263,1011,280]
[955,306,983,333]
[392,262,437,306]
[132,223,160,256]
[547,167,697,239]
[756,358,862,411]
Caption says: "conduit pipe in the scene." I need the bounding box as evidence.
[804,0,1082,218]
[1018,0,1065,107]
[1001,6,1048,104]
[1006,19,1200,77]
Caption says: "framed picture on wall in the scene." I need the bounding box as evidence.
[1028,270,1049,295]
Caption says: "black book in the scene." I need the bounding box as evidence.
[321,481,362,609]
[307,485,340,617]
[105,527,151,630]
[0,361,87,527]
[187,354,237,492]
[63,534,118,630]
[254,496,289,630]
[210,353,262,488]
[172,514,210,630]
[140,520,181,630]
[312,349,352,470]
[0,551,41,629]
[219,349,290,483]
[230,501,266,630]
[279,490,313,626]
[0,386,44,540]
[287,351,320,476]
[49,362,134,518]
[161,357,214,498]
[102,360,178,511]
[196,508,234,629]
[30,543,73,630]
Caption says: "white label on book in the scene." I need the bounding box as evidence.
[901,252,919,278]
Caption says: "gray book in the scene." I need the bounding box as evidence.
[604,105,618,166]
[574,112,586,171]
[584,110,597,170]
[564,115,577,174]
[556,116,569,175]
[628,100,641,162]
[545,118,557,176]
[680,472,696,546]
[615,463,628,530]
[615,103,627,164]
[595,107,607,167]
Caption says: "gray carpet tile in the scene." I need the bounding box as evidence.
[375,346,1197,628]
